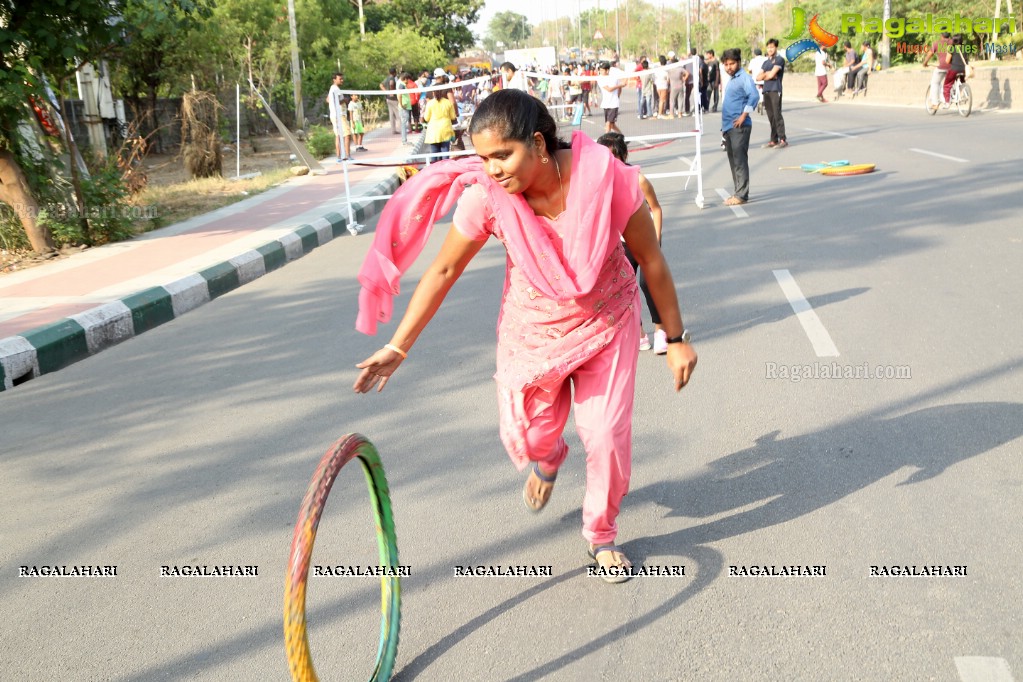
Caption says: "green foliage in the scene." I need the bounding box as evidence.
[365,0,482,57]
[0,212,31,252]
[33,161,136,247]
[340,25,447,91]
[0,0,125,149]
[488,11,532,50]
[305,125,336,158]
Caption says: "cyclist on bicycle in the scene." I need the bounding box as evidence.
[942,34,969,107]
[922,31,952,112]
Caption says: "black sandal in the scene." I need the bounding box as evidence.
[522,461,557,513]
[588,544,634,584]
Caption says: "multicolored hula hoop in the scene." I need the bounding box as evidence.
[284,433,401,681]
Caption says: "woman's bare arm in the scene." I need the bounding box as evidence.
[354,225,486,393]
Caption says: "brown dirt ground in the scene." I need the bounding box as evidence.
[1,134,297,276]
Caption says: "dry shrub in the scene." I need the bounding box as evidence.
[181,91,222,179]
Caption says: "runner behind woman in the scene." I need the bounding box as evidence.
[596,132,666,353]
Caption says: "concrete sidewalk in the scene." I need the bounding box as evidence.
[0,128,425,391]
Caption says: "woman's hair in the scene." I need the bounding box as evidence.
[432,75,447,99]
[468,89,570,153]
[596,132,628,163]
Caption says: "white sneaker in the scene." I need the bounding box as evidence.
[639,333,651,351]
[653,329,668,355]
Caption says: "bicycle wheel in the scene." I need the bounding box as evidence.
[957,82,972,117]
[284,433,401,682]
[924,85,938,115]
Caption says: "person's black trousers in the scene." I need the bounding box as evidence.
[762,90,786,143]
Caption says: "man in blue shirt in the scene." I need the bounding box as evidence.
[756,38,788,148]
[720,48,760,205]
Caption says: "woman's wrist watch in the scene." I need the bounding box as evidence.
[666,329,691,345]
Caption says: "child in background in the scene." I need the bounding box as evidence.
[348,94,367,152]
[596,132,666,353]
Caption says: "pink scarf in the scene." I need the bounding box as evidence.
[356,130,637,335]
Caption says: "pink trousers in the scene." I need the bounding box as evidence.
[497,315,639,546]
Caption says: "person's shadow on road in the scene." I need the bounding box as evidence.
[627,401,1023,553]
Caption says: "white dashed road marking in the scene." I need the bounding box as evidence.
[955,656,1016,682]
[772,269,840,357]
[803,127,859,139]
[715,188,749,218]
[909,148,969,163]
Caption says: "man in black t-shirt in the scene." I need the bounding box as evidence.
[756,38,788,148]
[705,50,721,112]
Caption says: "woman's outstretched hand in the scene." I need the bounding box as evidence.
[667,343,698,393]
[354,346,405,393]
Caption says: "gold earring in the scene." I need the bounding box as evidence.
[541,156,549,164]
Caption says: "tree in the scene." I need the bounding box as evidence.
[0,0,126,252]
[488,11,532,50]
[366,0,482,57]
[340,25,446,89]
[111,0,216,152]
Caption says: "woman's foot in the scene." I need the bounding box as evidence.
[522,461,557,513]
[724,196,747,206]
[588,544,634,584]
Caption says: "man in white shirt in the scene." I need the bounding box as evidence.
[500,62,528,91]
[326,72,352,161]
[814,48,831,102]
[598,61,624,134]
[748,48,767,111]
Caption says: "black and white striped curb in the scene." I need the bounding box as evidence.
[0,173,402,392]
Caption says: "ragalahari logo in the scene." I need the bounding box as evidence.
[782,8,840,62]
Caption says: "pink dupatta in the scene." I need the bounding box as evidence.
[356,130,638,335]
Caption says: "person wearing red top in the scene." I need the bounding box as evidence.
[922,32,953,111]
[405,75,422,132]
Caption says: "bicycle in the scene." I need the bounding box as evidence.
[925,74,971,117]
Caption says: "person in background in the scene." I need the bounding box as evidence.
[942,33,970,106]
[835,41,857,97]
[756,38,788,148]
[697,49,710,112]
[423,82,457,162]
[922,32,953,112]
[639,59,653,119]
[380,67,400,135]
[705,49,721,112]
[598,61,624,134]
[667,52,686,117]
[348,93,367,151]
[814,47,831,102]
[500,61,528,91]
[748,47,767,112]
[596,132,666,353]
[720,48,760,206]
[405,72,422,132]
[396,72,412,145]
[852,40,875,94]
[581,62,595,116]
[654,55,670,118]
[326,72,352,162]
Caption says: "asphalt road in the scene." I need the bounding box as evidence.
[2,100,1021,681]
